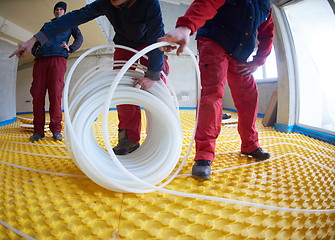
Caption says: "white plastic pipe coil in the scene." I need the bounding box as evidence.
[63,42,200,193]
[62,43,335,213]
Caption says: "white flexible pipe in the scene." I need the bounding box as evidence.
[63,43,199,193]
[63,43,335,213]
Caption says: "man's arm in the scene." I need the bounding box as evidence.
[69,26,84,53]
[9,37,37,58]
[158,0,226,55]
[175,0,226,35]
[253,10,275,66]
[143,0,165,81]
[132,1,165,90]
[237,11,275,76]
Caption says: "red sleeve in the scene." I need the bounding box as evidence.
[253,10,275,66]
[176,0,226,35]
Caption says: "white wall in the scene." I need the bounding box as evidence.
[16,64,33,113]
[0,39,17,123]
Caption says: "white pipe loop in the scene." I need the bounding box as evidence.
[14,41,334,213]
[63,43,198,193]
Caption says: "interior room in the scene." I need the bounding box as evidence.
[0,0,334,239]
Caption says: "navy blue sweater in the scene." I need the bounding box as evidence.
[34,0,165,80]
[32,18,83,58]
[196,0,271,62]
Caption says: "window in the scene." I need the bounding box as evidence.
[284,0,335,133]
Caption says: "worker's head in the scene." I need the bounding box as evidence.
[110,0,133,7]
[54,1,67,18]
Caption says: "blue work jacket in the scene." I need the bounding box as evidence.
[196,0,271,62]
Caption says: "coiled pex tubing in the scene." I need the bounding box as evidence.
[63,42,200,193]
[63,43,335,213]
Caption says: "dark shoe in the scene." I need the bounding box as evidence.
[192,160,212,180]
[241,148,270,160]
[30,133,45,142]
[113,129,140,155]
[222,113,232,120]
[53,132,63,141]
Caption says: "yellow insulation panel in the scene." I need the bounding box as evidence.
[0,110,334,239]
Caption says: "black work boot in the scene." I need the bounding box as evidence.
[222,113,232,120]
[113,129,140,155]
[30,133,45,142]
[241,148,270,160]
[53,132,63,141]
[192,160,212,180]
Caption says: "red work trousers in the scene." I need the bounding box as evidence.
[31,56,67,134]
[195,37,260,162]
[114,47,168,143]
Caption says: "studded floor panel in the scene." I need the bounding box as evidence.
[0,110,334,239]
